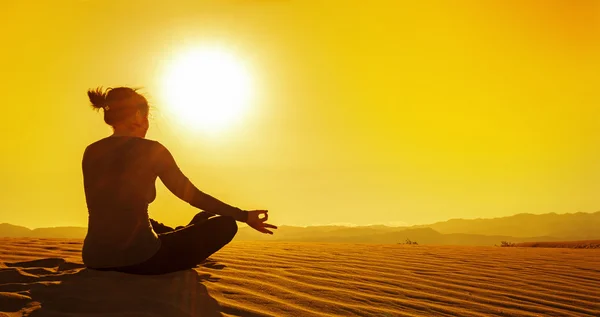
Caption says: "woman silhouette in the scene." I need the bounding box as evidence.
[81,87,276,275]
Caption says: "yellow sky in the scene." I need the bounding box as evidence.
[0,0,598,228]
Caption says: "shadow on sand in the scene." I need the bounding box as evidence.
[0,258,227,317]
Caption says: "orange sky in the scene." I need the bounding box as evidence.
[0,0,598,228]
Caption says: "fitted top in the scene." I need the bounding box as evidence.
[81,136,247,268]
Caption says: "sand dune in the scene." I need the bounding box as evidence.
[0,238,598,316]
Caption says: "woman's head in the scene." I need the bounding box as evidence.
[88,87,150,136]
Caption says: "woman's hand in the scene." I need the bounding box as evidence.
[246,210,277,235]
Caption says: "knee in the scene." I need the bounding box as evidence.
[225,216,238,237]
[216,216,238,241]
[190,211,213,225]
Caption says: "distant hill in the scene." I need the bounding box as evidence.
[2,211,599,246]
[0,223,31,237]
[420,211,600,239]
[0,224,87,239]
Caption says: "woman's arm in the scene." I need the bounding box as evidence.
[153,142,248,223]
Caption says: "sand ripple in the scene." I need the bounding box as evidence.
[0,238,598,316]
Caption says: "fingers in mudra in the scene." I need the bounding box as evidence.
[247,210,277,235]
[255,222,277,235]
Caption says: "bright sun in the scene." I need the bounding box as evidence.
[162,47,253,133]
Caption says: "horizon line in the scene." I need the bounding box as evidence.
[2,209,599,230]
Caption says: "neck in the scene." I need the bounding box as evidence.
[111,129,145,138]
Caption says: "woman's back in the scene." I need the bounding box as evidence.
[82,136,163,268]
[83,136,161,211]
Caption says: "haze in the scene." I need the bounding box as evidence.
[1,0,598,229]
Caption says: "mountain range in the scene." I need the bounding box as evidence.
[1,211,598,246]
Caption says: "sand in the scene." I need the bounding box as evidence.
[0,238,598,317]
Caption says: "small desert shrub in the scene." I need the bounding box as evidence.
[500,241,516,247]
[399,238,418,245]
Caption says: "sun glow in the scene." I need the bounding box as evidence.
[161,47,253,133]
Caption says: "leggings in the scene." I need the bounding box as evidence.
[98,212,237,275]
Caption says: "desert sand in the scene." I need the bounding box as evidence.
[0,238,598,317]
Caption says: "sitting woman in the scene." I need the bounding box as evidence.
[81,87,276,275]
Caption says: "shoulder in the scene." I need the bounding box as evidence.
[82,138,105,159]
[143,139,170,155]
[141,139,177,167]
[84,138,106,151]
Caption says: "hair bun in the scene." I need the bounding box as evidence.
[87,87,109,110]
